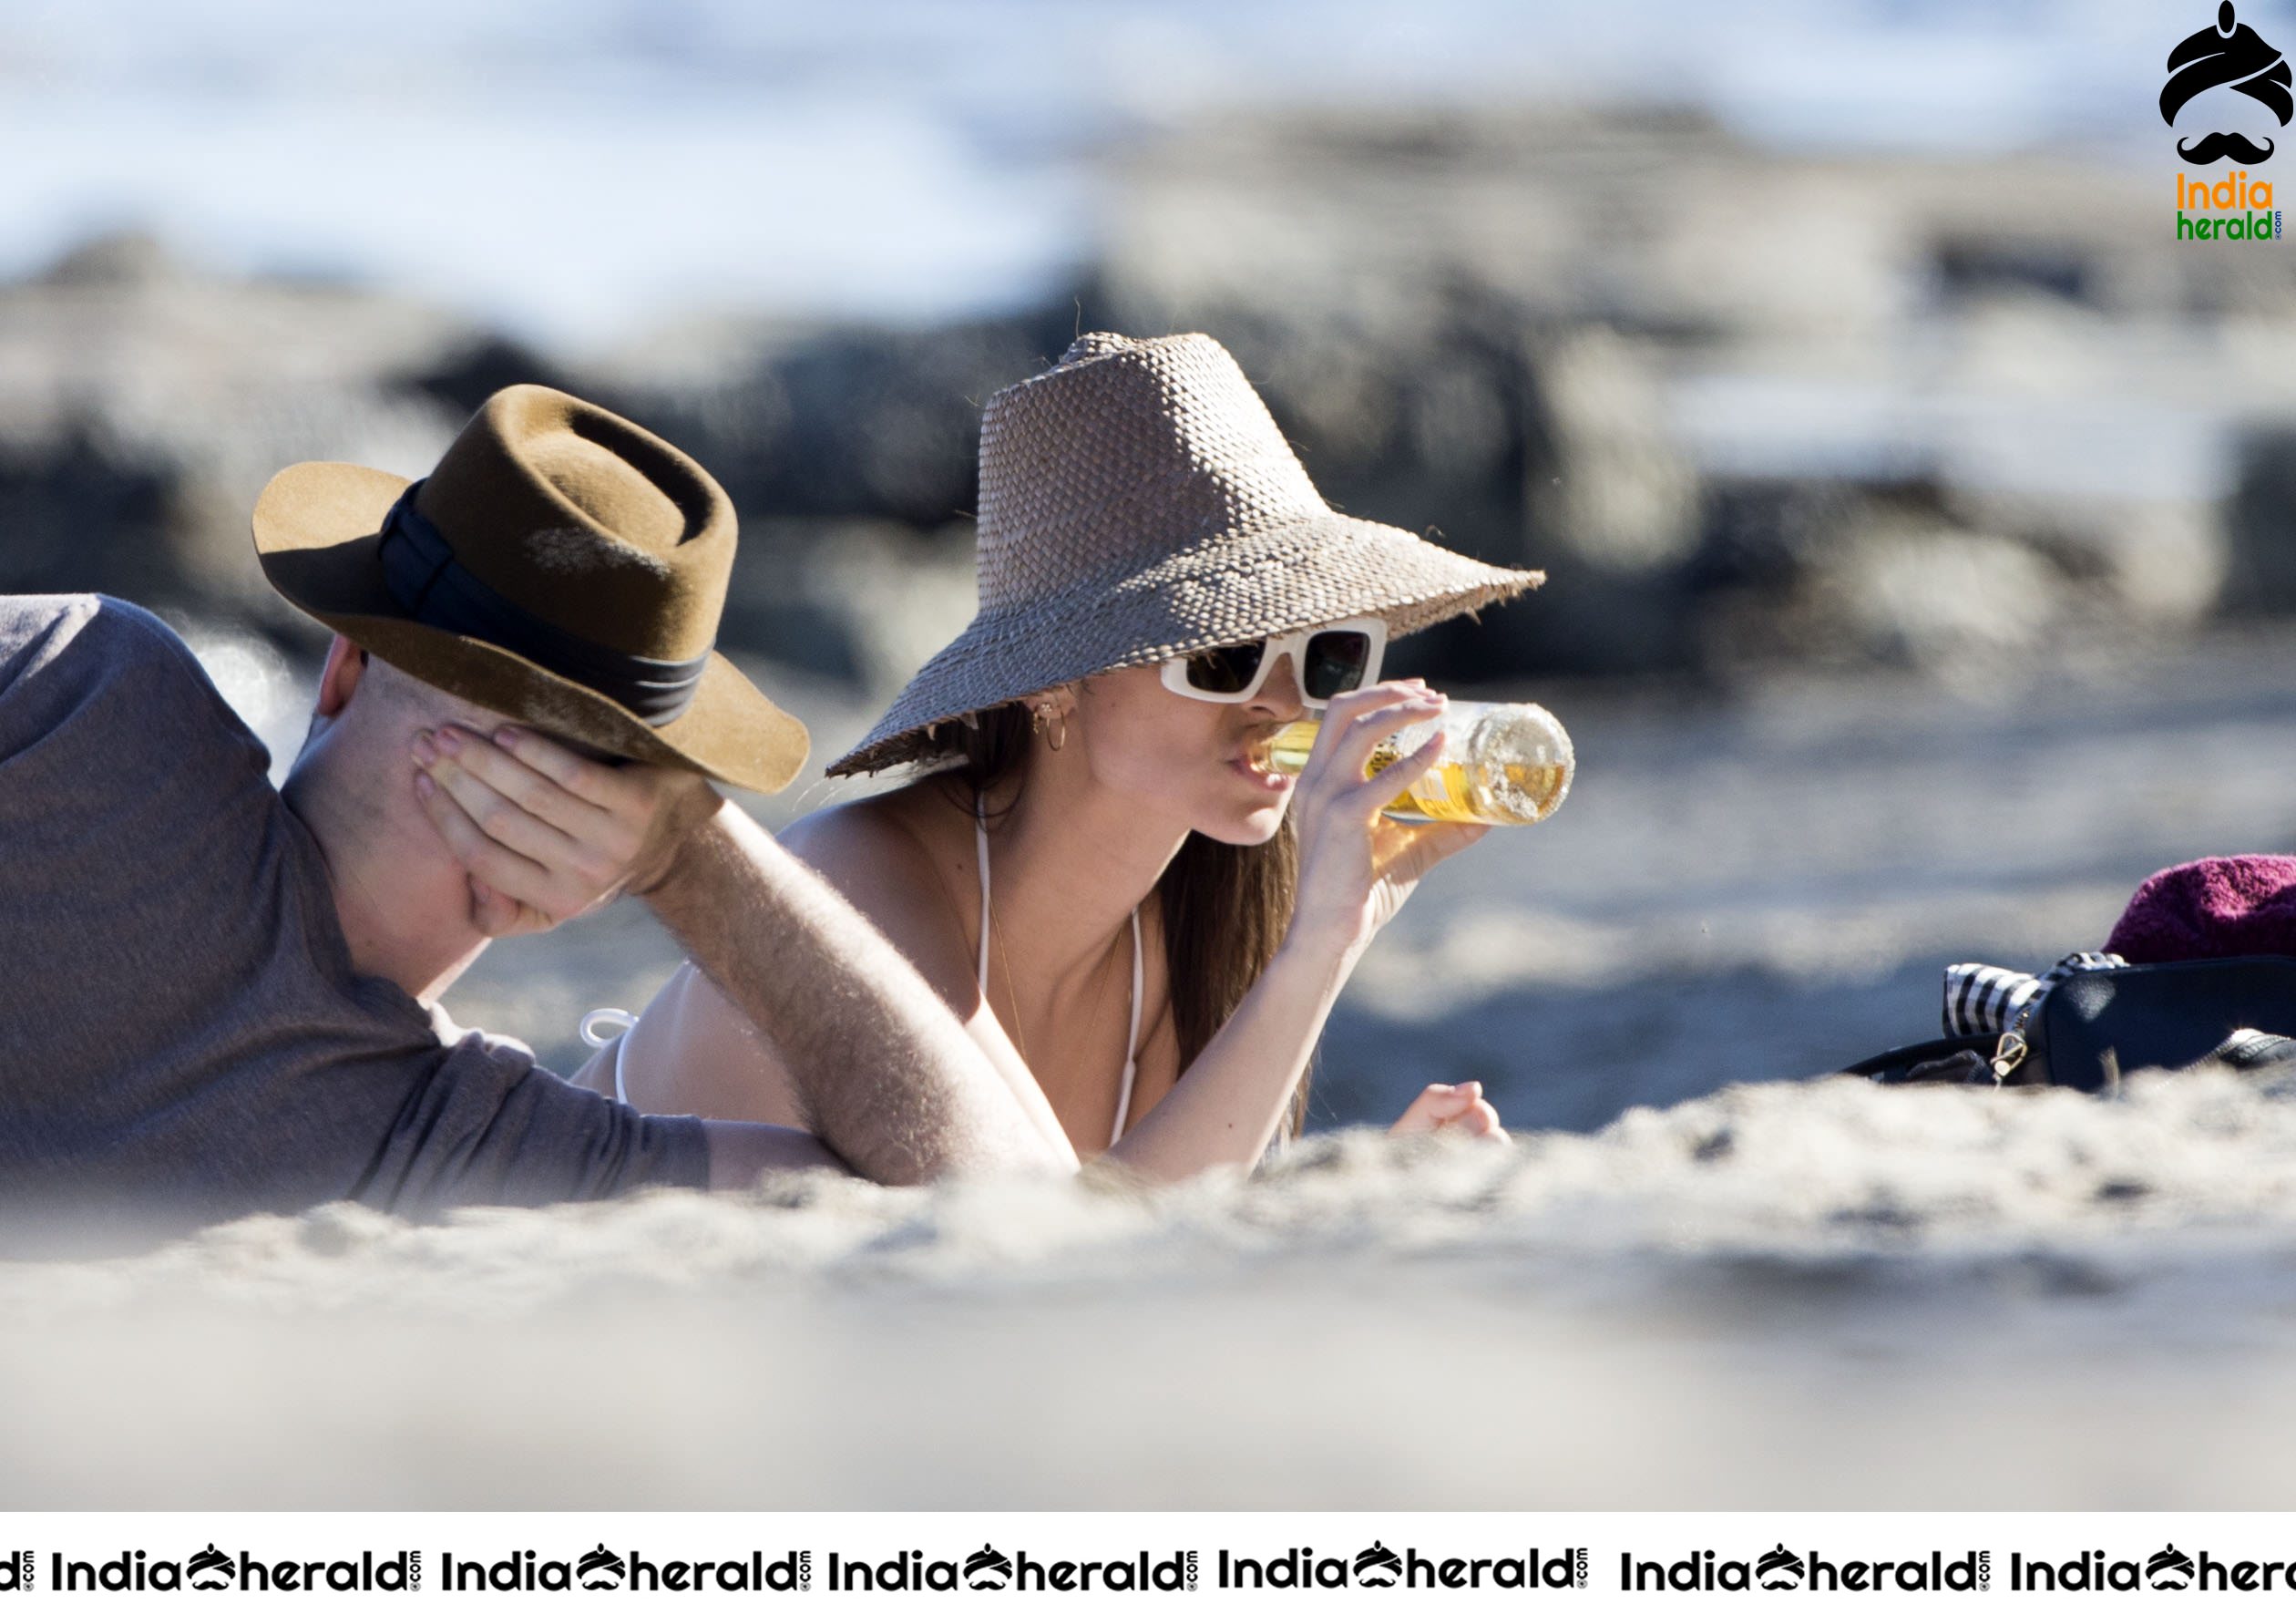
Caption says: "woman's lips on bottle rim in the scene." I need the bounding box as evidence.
[1230,750,1292,791]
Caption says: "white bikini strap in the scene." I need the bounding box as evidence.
[974,791,991,989]
[1113,908,1143,1146]
[978,788,1143,1153]
[579,1008,636,1106]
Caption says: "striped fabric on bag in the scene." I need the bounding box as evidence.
[1942,951,2127,1038]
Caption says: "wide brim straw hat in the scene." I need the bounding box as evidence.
[828,332,1543,777]
[252,383,810,795]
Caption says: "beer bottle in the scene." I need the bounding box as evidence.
[1250,700,1573,826]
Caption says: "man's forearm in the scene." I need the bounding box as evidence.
[641,802,1076,1183]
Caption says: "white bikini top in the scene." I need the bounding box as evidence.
[583,1006,636,1105]
[581,798,1146,1151]
[978,793,1141,1152]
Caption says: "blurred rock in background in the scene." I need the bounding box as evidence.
[6,107,2295,704]
[1088,107,2290,681]
[0,232,468,648]
[2226,419,2296,615]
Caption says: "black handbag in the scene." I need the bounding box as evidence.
[1844,955,2296,1090]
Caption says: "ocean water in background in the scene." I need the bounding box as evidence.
[0,0,2190,347]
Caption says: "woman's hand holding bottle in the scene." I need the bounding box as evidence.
[1283,680,1489,963]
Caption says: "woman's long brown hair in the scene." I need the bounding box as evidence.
[938,698,1309,1138]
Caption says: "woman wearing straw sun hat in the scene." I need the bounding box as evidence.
[600,332,1543,1177]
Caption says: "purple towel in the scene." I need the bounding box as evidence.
[2105,855,2296,964]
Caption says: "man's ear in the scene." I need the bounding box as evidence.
[313,635,369,720]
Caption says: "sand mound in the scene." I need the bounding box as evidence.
[8,1068,2296,1509]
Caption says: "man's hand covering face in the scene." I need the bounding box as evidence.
[412,724,723,937]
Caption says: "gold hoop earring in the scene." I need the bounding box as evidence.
[1048,714,1067,752]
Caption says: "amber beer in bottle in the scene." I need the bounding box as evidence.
[1250,700,1574,825]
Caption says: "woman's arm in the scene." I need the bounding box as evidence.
[1098,682,1490,1180]
[1097,938,1350,1180]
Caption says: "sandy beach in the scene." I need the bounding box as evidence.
[10,1067,2296,1510]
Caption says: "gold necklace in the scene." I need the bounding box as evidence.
[986,888,1035,1074]
[986,880,1129,1103]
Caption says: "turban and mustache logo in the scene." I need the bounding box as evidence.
[2147,1544,2198,1589]
[963,1545,1014,1590]
[2163,3,2291,164]
[186,1544,234,1591]
[1352,1541,1404,1587]
[1757,1544,1807,1589]
[576,1545,627,1590]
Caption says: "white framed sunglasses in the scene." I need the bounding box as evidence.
[1159,616,1388,708]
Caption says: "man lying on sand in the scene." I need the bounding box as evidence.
[0,385,1067,1236]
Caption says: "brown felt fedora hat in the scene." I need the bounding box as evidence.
[252,384,809,794]
[828,332,1543,777]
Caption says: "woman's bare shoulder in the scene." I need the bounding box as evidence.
[782,777,960,871]
[779,777,979,964]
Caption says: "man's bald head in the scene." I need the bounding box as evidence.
[282,638,620,840]
[277,635,527,865]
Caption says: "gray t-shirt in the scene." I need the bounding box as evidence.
[0,594,709,1230]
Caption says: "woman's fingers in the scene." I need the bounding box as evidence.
[1437,1081,1506,1139]
[1387,1080,1509,1139]
[1303,682,1435,766]
[1388,1080,1473,1135]
[1441,1100,1508,1140]
[1358,723,1449,804]
[1431,1079,1482,1118]
[1312,678,1435,733]
[1318,694,1446,793]
[1283,678,1484,957]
